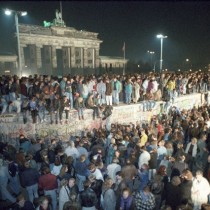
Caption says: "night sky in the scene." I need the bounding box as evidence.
[1,1,210,70]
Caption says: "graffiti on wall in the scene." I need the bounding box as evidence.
[0,114,17,123]
[0,93,206,143]
[0,123,35,147]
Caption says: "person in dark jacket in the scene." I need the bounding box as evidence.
[75,154,89,192]
[19,134,31,154]
[20,161,40,203]
[20,79,28,99]
[48,142,56,171]
[50,93,60,124]
[86,94,99,120]
[102,105,113,120]
[80,180,98,210]
[105,79,113,106]
[59,95,70,124]
[32,80,41,95]
[119,187,136,210]
[75,96,86,120]
[14,193,35,210]
[22,98,30,124]
[165,176,182,210]
[179,169,193,207]
[148,141,158,181]
[88,174,103,209]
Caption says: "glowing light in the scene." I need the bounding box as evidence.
[156,34,168,39]
[20,11,27,16]
[5,9,12,15]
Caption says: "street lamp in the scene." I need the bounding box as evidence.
[147,51,155,55]
[156,34,167,73]
[5,8,27,77]
[147,51,155,70]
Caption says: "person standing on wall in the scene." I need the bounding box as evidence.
[105,78,113,106]
[111,76,121,106]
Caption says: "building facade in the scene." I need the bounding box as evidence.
[0,14,128,76]
[18,23,102,76]
[0,55,17,75]
[99,56,128,74]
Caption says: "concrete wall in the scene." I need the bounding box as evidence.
[0,93,206,147]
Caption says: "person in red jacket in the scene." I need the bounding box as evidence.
[38,167,58,210]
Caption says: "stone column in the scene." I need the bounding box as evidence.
[62,47,70,69]
[51,46,57,69]
[20,46,25,68]
[70,46,75,68]
[81,48,84,68]
[29,44,37,70]
[43,45,52,75]
[92,48,95,69]
[83,48,88,68]
[95,48,100,68]
[36,46,42,69]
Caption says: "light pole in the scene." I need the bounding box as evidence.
[5,9,27,77]
[156,34,167,73]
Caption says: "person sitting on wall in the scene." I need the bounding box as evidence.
[8,98,21,114]
[75,96,86,120]
[86,93,100,120]
[0,96,8,114]
[101,105,113,121]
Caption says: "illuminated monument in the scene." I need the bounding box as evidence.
[18,9,102,75]
[0,9,127,76]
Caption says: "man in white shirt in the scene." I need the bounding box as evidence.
[142,77,149,94]
[151,78,159,93]
[88,163,104,181]
[192,170,210,210]
[138,146,151,169]
[8,98,21,114]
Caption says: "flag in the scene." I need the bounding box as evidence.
[122,42,125,52]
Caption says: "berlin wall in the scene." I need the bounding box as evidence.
[0,92,205,146]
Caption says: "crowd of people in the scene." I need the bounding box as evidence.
[0,71,209,123]
[0,71,210,210]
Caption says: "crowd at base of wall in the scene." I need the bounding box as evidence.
[0,92,208,144]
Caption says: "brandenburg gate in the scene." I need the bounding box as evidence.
[18,17,102,75]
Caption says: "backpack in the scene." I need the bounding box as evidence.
[8,162,18,177]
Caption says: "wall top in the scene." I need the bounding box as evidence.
[100,56,129,63]
[18,24,100,41]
